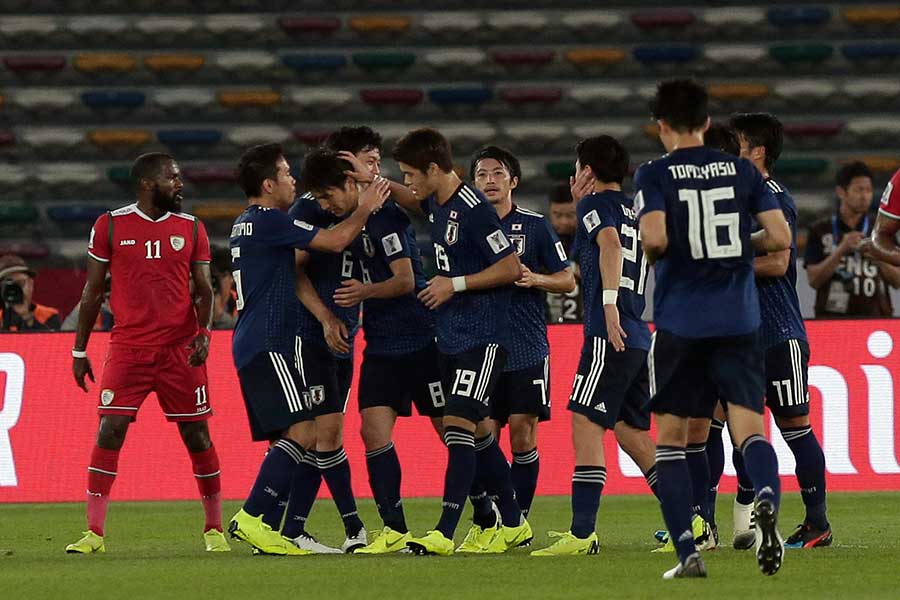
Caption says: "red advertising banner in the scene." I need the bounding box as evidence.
[1,321,899,503]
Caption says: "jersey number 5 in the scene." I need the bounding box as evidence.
[679,186,742,259]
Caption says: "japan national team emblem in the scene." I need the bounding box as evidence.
[510,234,526,256]
[445,220,459,245]
[169,235,185,252]
[100,389,115,406]
[362,233,375,257]
[309,385,325,406]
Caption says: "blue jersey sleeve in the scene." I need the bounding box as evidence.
[266,209,320,250]
[580,194,619,245]
[470,202,515,265]
[371,206,414,263]
[633,162,666,217]
[746,163,780,215]
[537,217,570,273]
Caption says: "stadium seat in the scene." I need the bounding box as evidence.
[215,51,277,73]
[766,7,832,27]
[783,121,844,139]
[567,84,632,108]
[486,12,548,35]
[192,202,245,222]
[21,127,84,150]
[81,90,146,109]
[420,12,482,36]
[73,53,137,73]
[846,118,900,140]
[708,83,770,101]
[0,130,15,146]
[563,48,627,67]
[441,123,496,151]
[0,240,48,258]
[499,87,563,106]
[502,123,568,152]
[227,125,290,147]
[561,10,624,35]
[704,45,768,68]
[360,88,425,107]
[2,55,66,74]
[545,160,576,182]
[153,88,215,111]
[841,79,900,103]
[773,80,837,104]
[37,163,101,186]
[491,49,556,67]
[106,165,132,185]
[841,43,900,61]
[633,45,700,65]
[0,16,58,40]
[281,53,347,74]
[700,8,765,29]
[217,90,281,109]
[0,165,28,188]
[423,49,486,70]
[348,16,412,34]
[851,156,900,173]
[428,87,493,108]
[843,7,900,26]
[135,16,196,37]
[774,157,830,177]
[293,128,332,146]
[0,203,38,223]
[144,54,205,73]
[157,129,223,146]
[571,123,635,144]
[289,87,354,111]
[203,14,265,37]
[769,44,834,64]
[631,9,695,30]
[66,16,129,40]
[352,51,416,72]
[88,129,152,147]
[278,16,342,37]
[182,166,236,185]
[11,88,77,111]
[46,205,109,223]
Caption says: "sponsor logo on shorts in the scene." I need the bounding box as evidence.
[170,235,185,251]
[594,401,607,413]
[100,389,115,406]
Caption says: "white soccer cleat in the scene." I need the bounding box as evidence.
[662,552,707,579]
[733,499,756,550]
[342,526,368,553]
[291,532,343,554]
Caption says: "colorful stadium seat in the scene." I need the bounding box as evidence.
[352,51,416,72]
[281,53,347,73]
[191,202,246,222]
[499,87,563,106]
[0,240,48,258]
[0,130,15,146]
[545,160,576,181]
[144,54,205,72]
[278,16,342,37]
[491,49,556,66]
[843,7,900,26]
[769,44,834,64]
[2,55,66,74]
[153,88,215,110]
[360,88,425,107]
[841,43,900,61]
[217,90,281,109]
[423,49,486,70]
[783,120,845,138]
[203,14,265,37]
[21,127,84,149]
[633,45,700,65]
[81,90,146,109]
[563,48,627,67]
[215,51,277,72]
[774,157,830,176]
[631,9,696,30]
[182,166,236,185]
[428,87,493,107]
[708,83,770,100]
[850,156,900,173]
[767,7,832,27]
[11,88,77,111]
[293,128,332,146]
[135,16,196,37]
[106,165,132,185]
[88,129,152,147]
[421,12,482,35]
[37,163,101,186]
[227,125,290,147]
[289,87,354,110]
[73,53,137,73]
[349,16,412,34]
[46,205,109,223]
[157,129,223,146]
[0,203,39,224]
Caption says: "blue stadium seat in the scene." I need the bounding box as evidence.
[841,43,900,61]
[428,87,493,107]
[633,45,700,65]
[281,53,347,73]
[157,129,223,146]
[46,205,109,223]
[81,90,146,109]
[767,7,832,27]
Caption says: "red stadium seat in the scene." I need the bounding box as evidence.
[293,128,332,146]
[783,120,844,138]
[0,130,15,146]
[499,87,563,106]
[182,166,236,185]
[278,16,342,36]
[631,9,696,29]
[491,49,556,66]
[2,55,66,74]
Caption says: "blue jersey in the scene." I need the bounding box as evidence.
[576,190,652,350]
[229,205,320,370]
[634,147,779,338]
[756,178,807,349]
[500,205,570,370]
[422,182,516,355]
[288,194,360,359]
[349,201,435,356]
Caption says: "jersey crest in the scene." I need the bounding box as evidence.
[361,232,375,257]
[510,234,526,256]
[170,235,185,252]
[445,219,459,245]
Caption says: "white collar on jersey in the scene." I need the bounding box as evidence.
[130,203,172,223]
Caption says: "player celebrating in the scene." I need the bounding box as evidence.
[67,153,227,554]
[730,112,832,549]
[636,79,791,578]
[388,128,528,556]
[227,143,388,555]
[471,146,575,524]
[531,136,660,556]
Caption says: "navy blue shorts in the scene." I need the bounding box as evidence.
[648,329,765,419]
[490,358,551,425]
[764,339,810,418]
[439,344,508,425]
[237,351,309,442]
[295,338,353,418]
[567,337,650,430]
[358,342,445,418]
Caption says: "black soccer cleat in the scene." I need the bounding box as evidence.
[754,499,784,576]
[785,522,833,549]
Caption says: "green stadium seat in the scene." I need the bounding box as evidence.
[546,160,576,182]
[352,51,416,72]
[107,165,132,184]
[773,158,830,176]
[769,44,834,64]
[0,203,38,223]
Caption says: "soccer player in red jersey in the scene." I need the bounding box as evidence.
[860,167,900,266]
[66,153,229,554]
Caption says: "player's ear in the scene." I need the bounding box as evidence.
[701,116,711,134]
[509,175,519,191]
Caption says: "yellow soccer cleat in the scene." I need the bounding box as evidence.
[65,530,105,554]
[406,530,455,556]
[228,509,312,556]
[355,527,412,554]
[530,531,600,556]
[455,522,500,553]
[652,515,712,553]
[483,519,533,554]
[204,528,232,552]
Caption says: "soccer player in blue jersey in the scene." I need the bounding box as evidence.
[301,145,445,554]
[470,146,575,532]
[635,79,791,578]
[388,128,529,556]
[531,136,662,556]
[227,143,388,555]
[730,112,831,549]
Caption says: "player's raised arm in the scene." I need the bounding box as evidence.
[338,150,421,215]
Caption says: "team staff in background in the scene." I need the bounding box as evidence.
[804,162,900,318]
[545,183,583,323]
[66,152,228,554]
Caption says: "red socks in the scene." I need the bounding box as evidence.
[86,446,120,537]
[189,446,222,532]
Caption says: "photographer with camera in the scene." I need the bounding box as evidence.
[805,162,900,317]
[210,246,237,330]
[0,254,62,332]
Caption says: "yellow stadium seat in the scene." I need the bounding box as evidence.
[192,202,246,221]
[73,53,136,72]
[349,16,411,33]
[88,129,152,146]
[849,156,900,173]
[564,48,627,65]
[144,54,205,72]
[708,83,769,100]
[843,7,900,25]
[217,90,281,108]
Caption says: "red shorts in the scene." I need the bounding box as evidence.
[98,343,211,422]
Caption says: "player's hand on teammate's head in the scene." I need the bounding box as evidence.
[418,276,454,310]
[603,304,627,352]
[333,278,366,307]
[339,151,375,185]
[72,357,94,392]
[570,168,595,203]
[359,177,391,214]
[187,332,210,366]
[322,316,350,355]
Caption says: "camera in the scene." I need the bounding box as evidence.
[1,278,24,305]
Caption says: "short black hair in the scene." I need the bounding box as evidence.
[324,125,382,155]
[130,152,173,188]
[300,148,352,195]
[236,143,284,198]
[650,78,709,133]
[392,127,453,174]
[729,112,783,168]
[470,145,522,182]
[836,161,873,189]
[575,135,629,184]
[704,122,740,156]
[550,183,573,205]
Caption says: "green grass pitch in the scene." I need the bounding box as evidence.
[2,492,898,599]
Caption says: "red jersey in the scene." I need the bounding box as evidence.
[879,168,900,220]
[88,203,211,347]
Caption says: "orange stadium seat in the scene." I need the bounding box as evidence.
[73,53,137,73]
[349,16,412,34]
[88,129,152,147]
[217,90,282,108]
[849,157,900,174]
[843,7,900,25]
[192,202,246,222]
[708,83,770,100]
[564,48,627,66]
[144,54,205,72]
